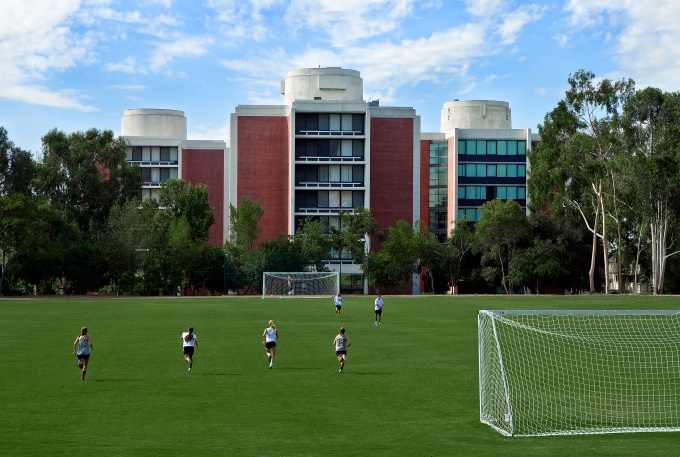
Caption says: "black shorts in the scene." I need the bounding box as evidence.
[183,346,195,356]
[336,349,347,356]
[375,309,382,316]
[76,353,90,360]
[265,341,276,349]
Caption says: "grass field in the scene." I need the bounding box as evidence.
[1,294,679,456]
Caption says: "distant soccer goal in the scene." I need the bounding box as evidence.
[262,272,339,297]
[478,309,680,437]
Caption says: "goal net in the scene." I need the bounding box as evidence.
[478,309,680,437]
[262,272,339,297]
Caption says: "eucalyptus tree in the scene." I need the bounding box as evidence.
[474,199,530,294]
[622,88,680,294]
[529,70,634,293]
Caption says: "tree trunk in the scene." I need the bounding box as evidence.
[589,207,599,293]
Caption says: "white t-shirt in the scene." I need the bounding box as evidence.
[182,332,196,347]
[264,327,277,343]
[375,298,383,311]
[335,295,343,307]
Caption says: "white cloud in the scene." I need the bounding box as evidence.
[497,4,545,45]
[464,0,502,17]
[105,56,142,74]
[564,0,680,91]
[207,0,284,40]
[284,0,416,46]
[0,0,99,110]
[149,36,213,71]
[189,121,231,143]
[553,33,569,47]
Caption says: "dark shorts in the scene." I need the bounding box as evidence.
[336,305,342,309]
[375,309,382,316]
[183,346,195,356]
[76,353,90,360]
[336,349,347,356]
[265,341,276,349]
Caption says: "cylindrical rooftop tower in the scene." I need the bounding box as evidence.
[441,100,512,132]
[121,109,187,139]
[281,67,363,105]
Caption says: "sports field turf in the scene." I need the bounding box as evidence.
[1,294,679,456]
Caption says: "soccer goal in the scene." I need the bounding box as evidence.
[478,309,680,437]
[262,272,339,297]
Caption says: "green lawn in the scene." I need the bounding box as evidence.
[1,294,679,456]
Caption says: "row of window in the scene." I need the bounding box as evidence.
[141,167,179,183]
[295,165,364,185]
[127,146,179,163]
[458,208,481,222]
[458,140,527,156]
[458,163,526,178]
[295,139,364,159]
[458,186,526,201]
[295,190,364,211]
[295,113,365,133]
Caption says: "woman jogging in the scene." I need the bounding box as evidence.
[333,327,351,373]
[334,293,343,316]
[181,326,199,371]
[374,294,383,325]
[73,327,93,381]
[262,320,278,369]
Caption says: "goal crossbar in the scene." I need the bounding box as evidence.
[478,309,680,437]
[262,272,339,297]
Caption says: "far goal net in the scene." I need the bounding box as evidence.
[478,309,680,437]
[262,272,339,297]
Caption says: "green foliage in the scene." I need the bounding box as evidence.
[475,199,530,294]
[369,219,422,293]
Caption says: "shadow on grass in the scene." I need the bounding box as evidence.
[90,379,136,382]
[195,372,241,376]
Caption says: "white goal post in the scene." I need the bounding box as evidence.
[478,309,680,437]
[262,272,339,297]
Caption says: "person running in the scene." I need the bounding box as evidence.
[334,293,343,316]
[333,327,351,373]
[262,320,279,369]
[73,327,93,381]
[374,294,384,325]
[181,326,199,371]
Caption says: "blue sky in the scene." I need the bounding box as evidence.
[3,0,680,154]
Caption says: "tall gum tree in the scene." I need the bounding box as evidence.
[622,88,680,294]
[529,70,634,293]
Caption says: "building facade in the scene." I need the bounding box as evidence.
[121,70,538,294]
[121,109,227,247]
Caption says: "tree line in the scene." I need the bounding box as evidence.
[3,70,680,295]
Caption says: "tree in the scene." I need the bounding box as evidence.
[35,128,142,293]
[442,215,475,294]
[332,207,378,282]
[622,88,680,294]
[159,179,215,243]
[225,196,265,294]
[369,219,421,293]
[529,70,635,293]
[474,199,530,294]
[96,198,153,295]
[296,217,333,272]
[0,126,35,196]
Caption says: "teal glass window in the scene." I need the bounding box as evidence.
[476,141,486,155]
[518,187,526,199]
[497,187,507,199]
[487,164,497,177]
[508,164,517,178]
[518,140,526,154]
[497,141,507,155]
[467,140,477,155]
[508,141,518,155]
[466,164,477,177]
[458,164,465,177]
[487,141,496,155]
[497,164,507,177]
[477,164,486,177]
[507,187,517,199]
[458,140,466,155]
[518,164,526,177]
